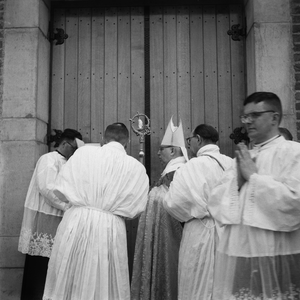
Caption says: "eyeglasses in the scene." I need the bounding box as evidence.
[240,110,275,124]
[186,135,198,146]
[66,141,77,151]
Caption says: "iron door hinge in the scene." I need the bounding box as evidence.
[50,28,68,45]
[227,24,246,41]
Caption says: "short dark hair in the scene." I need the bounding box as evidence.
[279,127,293,141]
[104,122,129,144]
[55,128,82,147]
[193,124,219,143]
[244,92,282,123]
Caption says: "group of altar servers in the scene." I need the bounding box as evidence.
[18,91,300,300]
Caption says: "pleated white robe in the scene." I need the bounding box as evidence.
[163,145,233,300]
[208,136,300,299]
[42,142,149,300]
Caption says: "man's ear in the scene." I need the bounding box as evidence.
[197,135,202,145]
[272,113,280,125]
[61,140,67,148]
[170,147,175,156]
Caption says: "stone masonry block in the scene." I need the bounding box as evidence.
[254,23,294,113]
[0,118,47,143]
[39,0,50,37]
[37,118,49,144]
[254,0,290,22]
[3,28,38,118]
[0,268,23,300]
[0,237,25,268]
[0,141,48,236]
[37,29,50,123]
[246,0,290,34]
[4,0,39,29]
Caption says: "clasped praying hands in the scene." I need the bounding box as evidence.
[235,142,257,189]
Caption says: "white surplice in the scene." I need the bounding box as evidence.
[42,142,149,300]
[208,136,300,299]
[18,151,69,258]
[163,144,233,300]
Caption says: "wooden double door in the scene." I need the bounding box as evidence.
[50,2,245,278]
[51,3,245,181]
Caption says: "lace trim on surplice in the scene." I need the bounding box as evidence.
[229,285,300,300]
[18,227,55,258]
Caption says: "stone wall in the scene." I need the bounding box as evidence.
[1,0,51,299]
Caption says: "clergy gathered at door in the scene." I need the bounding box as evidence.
[16,92,300,300]
[15,3,300,300]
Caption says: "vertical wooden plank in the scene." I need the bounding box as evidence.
[216,5,233,156]
[190,6,204,132]
[91,8,105,143]
[64,8,79,129]
[177,6,191,138]
[203,5,218,128]
[104,7,118,127]
[117,7,131,146]
[230,5,246,137]
[78,8,91,143]
[51,9,66,133]
[163,6,177,125]
[150,6,164,184]
[126,7,145,283]
[130,7,145,160]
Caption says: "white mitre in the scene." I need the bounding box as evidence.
[161,117,189,161]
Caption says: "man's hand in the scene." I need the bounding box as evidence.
[235,143,257,185]
[63,202,73,212]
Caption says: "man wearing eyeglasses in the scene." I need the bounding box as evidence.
[209,92,300,299]
[18,128,83,300]
[163,124,233,300]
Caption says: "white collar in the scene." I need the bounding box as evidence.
[196,144,220,157]
[161,156,187,177]
[253,135,281,149]
[104,141,126,153]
